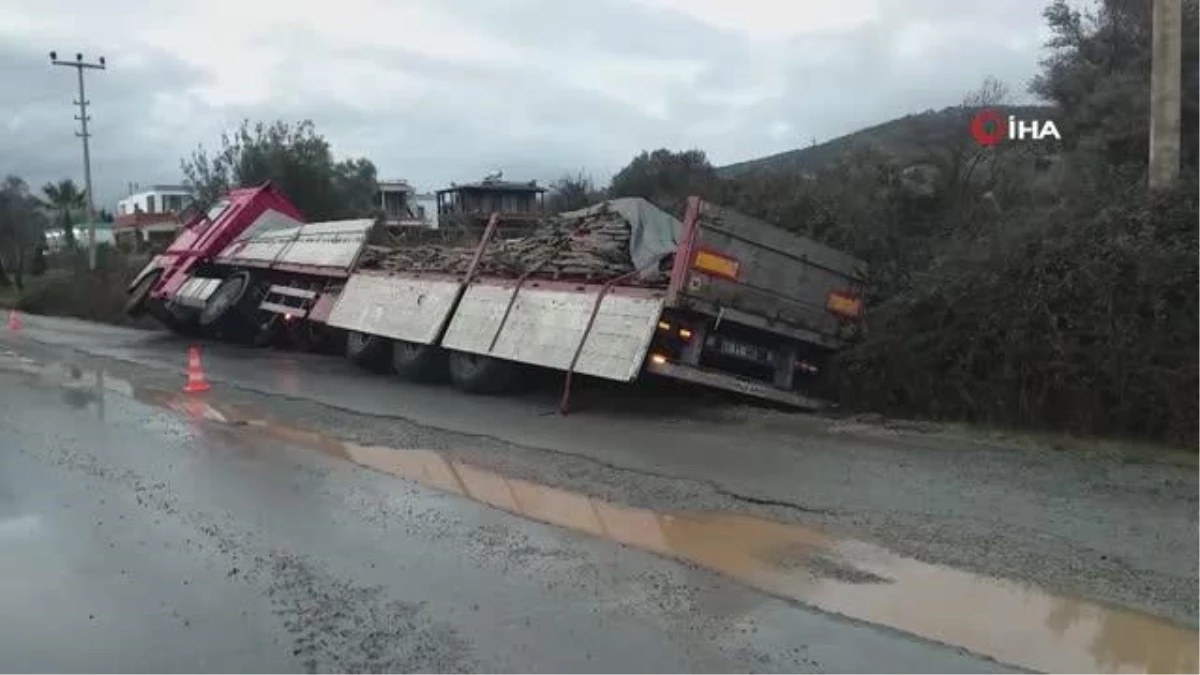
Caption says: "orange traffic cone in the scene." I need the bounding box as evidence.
[182,346,211,393]
[5,309,22,331]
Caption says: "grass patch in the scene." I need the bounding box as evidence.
[0,269,74,309]
[1,254,157,328]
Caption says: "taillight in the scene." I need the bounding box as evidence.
[827,291,863,319]
[692,248,740,281]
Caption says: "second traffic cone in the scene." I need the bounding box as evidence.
[6,309,22,331]
[182,346,211,393]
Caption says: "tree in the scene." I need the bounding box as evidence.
[181,120,381,221]
[1030,0,1200,173]
[41,178,85,250]
[545,172,602,212]
[0,176,47,290]
[608,148,720,211]
[829,1,1199,445]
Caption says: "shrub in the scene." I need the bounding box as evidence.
[837,176,1198,446]
[16,250,154,327]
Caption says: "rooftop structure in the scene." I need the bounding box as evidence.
[435,173,546,220]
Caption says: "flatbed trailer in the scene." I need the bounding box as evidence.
[127,186,867,410]
[323,196,868,410]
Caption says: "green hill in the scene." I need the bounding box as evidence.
[717,105,1057,179]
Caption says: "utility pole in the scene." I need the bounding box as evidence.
[49,51,106,270]
[1149,0,1182,191]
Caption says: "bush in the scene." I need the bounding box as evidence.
[837,176,1198,446]
[15,249,154,327]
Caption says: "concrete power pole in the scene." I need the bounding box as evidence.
[50,51,106,270]
[1149,0,1182,191]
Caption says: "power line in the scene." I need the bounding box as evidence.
[49,50,106,270]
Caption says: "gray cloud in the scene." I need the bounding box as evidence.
[0,0,1051,211]
[0,43,212,207]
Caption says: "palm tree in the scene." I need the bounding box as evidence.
[41,178,86,249]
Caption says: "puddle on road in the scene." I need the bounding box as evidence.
[3,349,1197,674]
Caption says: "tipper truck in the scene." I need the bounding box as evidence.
[125,183,868,410]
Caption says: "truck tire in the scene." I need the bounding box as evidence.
[345,331,392,372]
[159,309,204,337]
[288,320,328,353]
[199,272,264,342]
[447,351,522,394]
[124,270,160,317]
[144,295,202,337]
[264,317,329,353]
[391,340,447,383]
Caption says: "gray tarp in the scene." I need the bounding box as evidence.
[560,197,683,279]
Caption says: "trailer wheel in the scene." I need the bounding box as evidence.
[447,351,522,394]
[252,321,277,348]
[263,316,325,353]
[199,273,246,327]
[391,340,447,382]
[289,320,326,353]
[345,331,392,372]
[124,270,160,317]
[199,272,263,341]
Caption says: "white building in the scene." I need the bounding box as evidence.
[114,184,193,246]
[116,184,192,217]
[413,192,438,229]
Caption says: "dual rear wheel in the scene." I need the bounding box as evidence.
[446,350,523,394]
[344,330,523,394]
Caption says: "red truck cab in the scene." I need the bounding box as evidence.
[125,183,305,321]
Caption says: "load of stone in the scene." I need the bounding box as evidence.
[358,203,667,285]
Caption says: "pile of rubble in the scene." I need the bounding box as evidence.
[358,204,664,284]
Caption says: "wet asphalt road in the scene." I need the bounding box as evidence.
[0,347,1003,673]
[1,313,1197,672]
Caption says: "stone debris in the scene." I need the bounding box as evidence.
[359,205,667,285]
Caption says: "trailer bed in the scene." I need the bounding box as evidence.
[323,197,867,409]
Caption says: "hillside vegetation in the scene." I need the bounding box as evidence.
[716,105,1054,180]
[596,0,1199,446]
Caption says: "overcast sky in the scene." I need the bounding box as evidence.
[0,0,1053,209]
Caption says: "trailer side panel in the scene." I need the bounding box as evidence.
[274,220,374,271]
[442,283,663,382]
[325,273,463,344]
[215,219,374,274]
